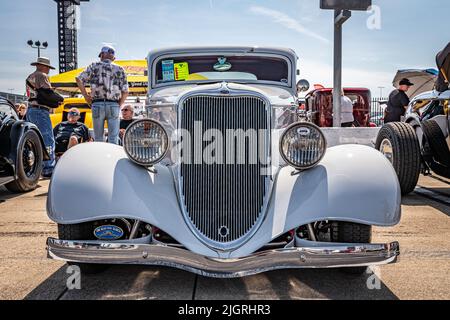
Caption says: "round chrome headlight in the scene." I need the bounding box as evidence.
[123,119,169,166]
[280,122,327,169]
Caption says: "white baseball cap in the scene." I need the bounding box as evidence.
[98,45,116,58]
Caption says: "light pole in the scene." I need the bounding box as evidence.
[378,86,385,98]
[320,0,372,127]
[27,40,48,58]
[332,9,351,128]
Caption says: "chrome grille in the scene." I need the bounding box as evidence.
[180,95,268,245]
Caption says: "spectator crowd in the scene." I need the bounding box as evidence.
[23,45,136,179]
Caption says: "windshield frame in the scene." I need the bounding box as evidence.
[150,51,294,90]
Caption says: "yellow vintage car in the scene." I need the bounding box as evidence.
[50,97,97,129]
[49,60,148,129]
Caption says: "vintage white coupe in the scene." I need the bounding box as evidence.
[46,47,401,277]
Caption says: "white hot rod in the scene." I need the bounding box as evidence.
[46,47,401,277]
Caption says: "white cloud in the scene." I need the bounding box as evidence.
[249,6,329,44]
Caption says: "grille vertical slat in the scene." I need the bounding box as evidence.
[180,95,268,244]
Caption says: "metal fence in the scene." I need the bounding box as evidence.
[370,97,388,127]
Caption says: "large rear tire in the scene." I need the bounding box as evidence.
[58,223,108,274]
[5,130,43,193]
[331,222,372,275]
[376,122,421,195]
[422,119,450,167]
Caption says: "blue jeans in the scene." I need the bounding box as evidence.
[26,107,56,176]
[91,101,120,145]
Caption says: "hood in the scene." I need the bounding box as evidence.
[393,69,438,98]
[436,42,450,90]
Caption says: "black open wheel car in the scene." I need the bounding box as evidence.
[0,98,49,193]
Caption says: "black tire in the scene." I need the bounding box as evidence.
[421,119,450,167]
[58,223,108,274]
[331,222,372,275]
[375,122,421,195]
[5,130,43,193]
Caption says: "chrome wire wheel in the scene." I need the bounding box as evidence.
[22,140,38,178]
[379,138,394,164]
[5,130,43,193]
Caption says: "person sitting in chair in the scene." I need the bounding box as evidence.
[119,104,135,140]
[53,107,91,155]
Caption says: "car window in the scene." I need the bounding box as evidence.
[154,55,289,85]
[0,103,18,119]
[346,94,367,110]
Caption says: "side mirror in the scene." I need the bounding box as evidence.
[297,79,310,93]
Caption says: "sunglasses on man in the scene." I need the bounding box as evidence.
[68,112,80,116]
[121,109,131,112]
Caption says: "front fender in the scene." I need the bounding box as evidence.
[232,144,401,256]
[47,143,401,258]
[47,142,219,258]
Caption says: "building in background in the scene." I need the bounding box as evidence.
[0,92,27,104]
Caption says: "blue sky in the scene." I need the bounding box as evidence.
[0,0,449,97]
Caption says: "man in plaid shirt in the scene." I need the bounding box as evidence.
[76,45,129,144]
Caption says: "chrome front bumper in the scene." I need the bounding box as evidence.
[47,238,400,278]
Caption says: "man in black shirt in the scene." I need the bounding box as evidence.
[119,104,135,140]
[384,78,414,123]
[53,108,90,154]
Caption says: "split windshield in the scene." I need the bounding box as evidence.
[154,55,289,85]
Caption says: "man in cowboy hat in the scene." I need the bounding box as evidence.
[384,78,414,123]
[25,57,57,178]
[76,45,129,145]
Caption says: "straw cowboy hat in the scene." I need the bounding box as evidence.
[30,57,55,70]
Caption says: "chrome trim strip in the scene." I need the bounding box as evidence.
[47,238,400,278]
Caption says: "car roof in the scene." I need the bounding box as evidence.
[147,46,298,63]
[412,89,450,101]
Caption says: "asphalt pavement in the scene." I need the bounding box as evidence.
[0,175,449,300]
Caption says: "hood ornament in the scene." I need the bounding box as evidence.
[214,57,232,72]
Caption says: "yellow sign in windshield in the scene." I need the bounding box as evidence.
[174,62,189,81]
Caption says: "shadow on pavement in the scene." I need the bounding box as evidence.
[194,268,399,300]
[24,264,399,300]
[24,265,196,300]
[265,268,398,300]
[24,266,68,300]
[402,192,450,217]
[0,184,44,202]
[34,192,48,197]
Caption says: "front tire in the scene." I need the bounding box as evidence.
[376,122,421,195]
[5,130,43,193]
[58,223,108,274]
[331,222,372,275]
